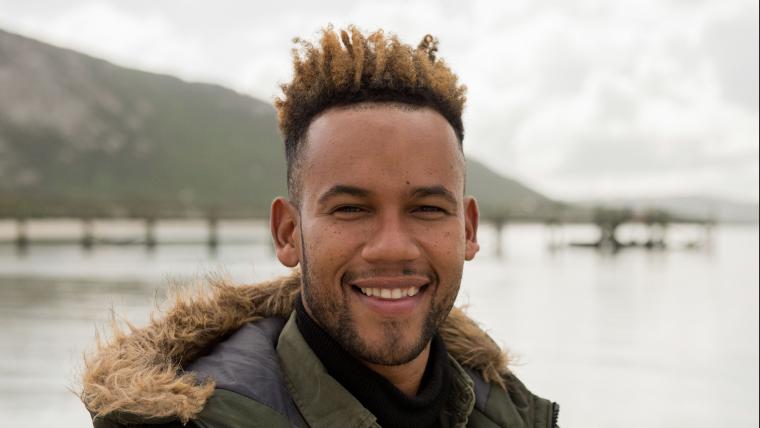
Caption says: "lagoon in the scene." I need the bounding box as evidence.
[0,223,757,428]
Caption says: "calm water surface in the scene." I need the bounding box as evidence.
[0,223,757,428]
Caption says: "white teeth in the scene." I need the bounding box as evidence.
[359,287,421,299]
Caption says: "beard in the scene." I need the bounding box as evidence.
[299,233,460,366]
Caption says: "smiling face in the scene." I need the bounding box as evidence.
[271,104,479,366]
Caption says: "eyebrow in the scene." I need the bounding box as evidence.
[316,184,458,206]
[317,185,370,205]
[410,185,458,206]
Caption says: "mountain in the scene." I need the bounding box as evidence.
[0,28,555,220]
[465,159,560,220]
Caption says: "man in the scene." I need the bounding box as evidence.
[81,26,559,428]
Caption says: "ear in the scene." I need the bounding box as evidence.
[270,197,300,267]
[463,196,480,261]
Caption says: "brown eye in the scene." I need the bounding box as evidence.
[331,205,368,219]
[417,206,444,212]
[413,206,447,218]
[334,206,364,213]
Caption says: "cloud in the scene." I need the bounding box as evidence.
[702,6,760,111]
[462,0,759,202]
[0,0,757,202]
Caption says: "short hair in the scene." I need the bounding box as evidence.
[275,25,467,202]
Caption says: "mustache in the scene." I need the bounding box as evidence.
[342,266,437,284]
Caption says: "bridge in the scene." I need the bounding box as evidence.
[1,206,714,254]
[482,206,714,256]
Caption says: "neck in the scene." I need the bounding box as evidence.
[294,294,452,428]
[363,343,431,397]
[301,293,432,396]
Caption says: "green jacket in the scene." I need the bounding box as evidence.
[83,272,558,428]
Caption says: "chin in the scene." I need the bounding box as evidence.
[351,319,430,366]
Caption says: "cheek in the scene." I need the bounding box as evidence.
[421,224,466,258]
[304,223,363,269]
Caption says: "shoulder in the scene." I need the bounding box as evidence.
[191,389,295,428]
[185,317,308,427]
[82,274,304,427]
[466,370,559,428]
[91,317,300,428]
[95,397,293,428]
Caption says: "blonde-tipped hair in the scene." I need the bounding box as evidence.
[275,25,467,200]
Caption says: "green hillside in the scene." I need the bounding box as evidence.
[466,159,560,220]
[0,28,556,220]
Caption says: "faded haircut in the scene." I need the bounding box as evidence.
[274,25,467,202]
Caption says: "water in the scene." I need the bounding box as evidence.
[0,222,757,428]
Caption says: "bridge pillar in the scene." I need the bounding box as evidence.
[494,221,505,258]
[598,223,620,253]
[207,217,219,250]
[646,223,667,249]
[15,217,28,250]
[703,222,714,250]
[144,218,157,249]
[81,218,95,249]
[545,220,562,251]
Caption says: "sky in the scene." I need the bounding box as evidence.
[1,0,758,203]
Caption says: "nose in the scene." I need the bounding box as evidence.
[360,212,421,263]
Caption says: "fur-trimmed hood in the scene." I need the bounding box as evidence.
[80,271,510,424]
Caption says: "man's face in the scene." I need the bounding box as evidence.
[275,104,479,366]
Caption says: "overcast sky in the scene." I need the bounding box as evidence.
[1,0,758,203]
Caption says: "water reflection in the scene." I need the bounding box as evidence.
[0,224,757,428]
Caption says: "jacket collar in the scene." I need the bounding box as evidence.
[277,312,476,428]
[81,270,509,424]
[443,354,477,427]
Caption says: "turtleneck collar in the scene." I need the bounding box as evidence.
[294,295,451,428]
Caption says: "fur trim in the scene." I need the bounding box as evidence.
[80,271,510,423]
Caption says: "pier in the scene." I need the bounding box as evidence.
[2,215,269,251]
[484,207,714,256]
[3,206,714,255]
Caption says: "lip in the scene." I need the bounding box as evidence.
[346,276,430,317]
[350,276,429,289]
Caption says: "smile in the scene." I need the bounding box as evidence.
[346,275,431,315]
[348,275,429,298]
[358,286,421,299]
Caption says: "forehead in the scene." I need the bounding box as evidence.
[299,105,464,199]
